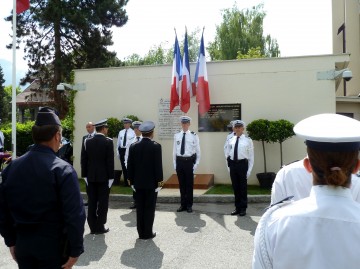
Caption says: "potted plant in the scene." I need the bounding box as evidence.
[269,119,295,168]
[246,119,276,188]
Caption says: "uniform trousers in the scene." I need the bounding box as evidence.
[15,225,63,269]
[136,188,157,238]
[176,159,194,208]
[229,159,248,210]
[119,148,128,186]
[87,181,109,232]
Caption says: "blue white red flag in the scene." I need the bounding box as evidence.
[170,34,182,113]
[194,31,210,115]
[180,30,192,113]
[16,0,30,14]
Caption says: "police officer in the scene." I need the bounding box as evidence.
[127,121,163,240]
[125,121,143,209]
[0,107,86,269]
[253,114,360,269]
[224,120,254,216]
[81,119,114,235]
[117,118,135,186]
[173,116,201,213]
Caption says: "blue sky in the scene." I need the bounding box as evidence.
[0,0,332,87]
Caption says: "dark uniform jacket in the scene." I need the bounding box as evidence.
[127,138,163,189]
[81,133,114,182]
[0,144,86,257]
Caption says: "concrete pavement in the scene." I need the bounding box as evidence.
[0,197,269,269]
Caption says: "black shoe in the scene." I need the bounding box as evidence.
[187,207,193,213]
[129,204,136,209]
[177,206,186,212]
[140,232,156,240]
[239,210,246,216]
[231,209,240,216]
[95,228,110,235]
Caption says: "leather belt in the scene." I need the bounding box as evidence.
[230,158,248,163]
[176,155,195,161]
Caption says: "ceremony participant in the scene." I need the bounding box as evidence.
[127,121,163,240]
[224,120,254,216]
[0,107,85,269]
[173,116,201,213]
[125,121,143,209]
[253,113,360,269]
[81,119,114,235]
[117,118,135,186]
[0,119,4,152]
[271,158,360,204]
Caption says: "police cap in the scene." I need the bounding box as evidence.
[294,113,360,151]
[35,107,61,126]
[93,119,108,128]
[122,118,133,124]
[232,120,245,128]
[132,121,142,129]
[180,116,191,123]
[139,121,155,134]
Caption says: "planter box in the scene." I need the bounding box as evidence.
[256,172,276,189]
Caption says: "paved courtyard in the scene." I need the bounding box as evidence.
[0,200,267,269]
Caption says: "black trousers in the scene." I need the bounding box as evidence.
[119,148,128,186]
[136,188,157,238]
[229,160,248,210]
[176,159,194,208]
[15,226,63,269]
[87,181,109,232]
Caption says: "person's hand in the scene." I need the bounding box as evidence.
[193,164,198,172]
[83,178,88,186]
[246,172,250,178]
[61,256,78,269]
[174,164,176,170]
[127,180,131,186]
[108,179,114,188]
[9,246,16,262]
[131,185,136,192]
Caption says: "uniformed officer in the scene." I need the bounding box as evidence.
[127,121,163,240]
[224,120,235,160]
[173,116,201,213]
[81,119,114,235]
[0,107,86,269]
[117,118,135,186]
[125,121,143,209]
[253,113,360,269]
[224,120,254,216]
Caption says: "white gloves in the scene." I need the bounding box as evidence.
[131,185,136,192]
[174,164,176,170]
[108,179,114,188]
[155,187,162,192]
[193,164,198,172]
[247,172,251,179]
[84,177,88,186]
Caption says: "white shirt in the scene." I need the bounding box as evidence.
[0,131,4,149]
[116,128,135,156]
[224,134,254,177]
[124,135,142,168]
[173,130,201,168]
[253,186,360,269]
[271,159,360,204]
[223,132,235,157]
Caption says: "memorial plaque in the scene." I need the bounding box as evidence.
[198,103,241,132]
[158,99,183,139]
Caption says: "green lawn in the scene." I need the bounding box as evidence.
[78,180,271,195]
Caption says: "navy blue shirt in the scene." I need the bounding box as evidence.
[0,144,86,257]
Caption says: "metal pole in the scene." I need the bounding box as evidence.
[11,0,17,158]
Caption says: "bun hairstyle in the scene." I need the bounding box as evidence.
[307,147,358,187]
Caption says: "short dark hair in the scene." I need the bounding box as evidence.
[142,131,153,138]
[32,125,61,143]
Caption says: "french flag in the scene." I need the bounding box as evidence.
[194,31,210,116]
[180,29,192,113]
[16,0,30,14]
[170,34,182,113]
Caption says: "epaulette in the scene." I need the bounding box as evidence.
[106,137,113,141]
[152,141,159,145]
[191,131,197,135]
[265,195,294,210]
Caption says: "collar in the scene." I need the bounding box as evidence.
[310,185,352,199]
[31,144,56,155]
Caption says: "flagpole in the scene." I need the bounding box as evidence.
[11,0,17,158]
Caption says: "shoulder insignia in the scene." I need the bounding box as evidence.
[266,195,294,210]
[191,131,197,135]
[106,137,113,141]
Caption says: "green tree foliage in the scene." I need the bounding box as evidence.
[107,115,140,138]
[208,4,280,60]
[6,0,129,117]
[123,28,201,66]
[0,65,6,121]
[1,85,21,123]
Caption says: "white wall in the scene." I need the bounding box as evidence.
[73,54,349,185]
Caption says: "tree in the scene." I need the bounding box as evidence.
[208,4,280,60]
[123,28,201,66]
[0,65,6,121]
[6,0,129,117]
[1,86,21,123]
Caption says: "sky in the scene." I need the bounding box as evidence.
[0,0,332,87]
